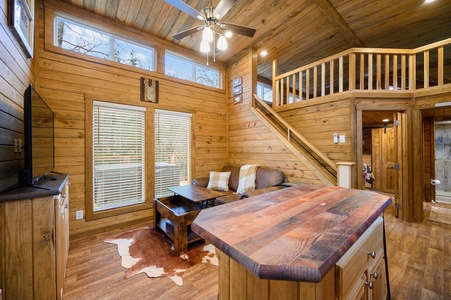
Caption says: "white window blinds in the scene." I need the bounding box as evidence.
[154,109,192,198]
[93,101,145,211]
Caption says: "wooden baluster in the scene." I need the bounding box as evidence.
[368,54,373,90]
[376,54,381,90]
[349,53,356,91]
[339,56,343,93]
[275,79,280,106]
[393,55,398,90]
[286,76,289,104]
[273,58,278,107]
[292,74,296,103]
[401,55,406,90]
[313,65,318,98]
[330,60,334,95]
[321,63,326,96]
[360,53,365,90]
[299,71,303,100]
[424,50,429,88]
[306,69,310,100]
[438,46,444,86]
[281,77,285,105]
[409,54,416,90]
[385,54,390,90]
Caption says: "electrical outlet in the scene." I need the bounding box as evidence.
[14,139,19,153]
[75,210,84,220]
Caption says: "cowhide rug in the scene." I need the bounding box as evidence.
[104,227,218,286]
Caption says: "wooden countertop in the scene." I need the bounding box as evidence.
[0,173,69,202]
[191,184,392,282]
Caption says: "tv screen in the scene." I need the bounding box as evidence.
[24,85,55,184]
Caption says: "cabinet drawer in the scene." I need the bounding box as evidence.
[335,216,384,300]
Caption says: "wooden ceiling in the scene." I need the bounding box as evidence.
[61,0,451,81]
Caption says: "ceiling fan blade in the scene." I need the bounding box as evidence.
[214,0,236,20]
[221,22,256,38]
[172,26,203,40]
[164,0,202,20]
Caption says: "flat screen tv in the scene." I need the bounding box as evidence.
[20,84,55,186]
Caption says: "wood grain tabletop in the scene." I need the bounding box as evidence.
[192,184,392,282]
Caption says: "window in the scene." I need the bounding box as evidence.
[92,101,146,211]
[165,52,220,88]
[154,110,192,198]
[55,15,155,71]
[257,82,273,102]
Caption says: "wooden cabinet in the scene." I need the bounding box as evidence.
[336,216,385,300]
[0,177,69,300]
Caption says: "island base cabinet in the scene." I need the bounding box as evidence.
[0,180,69,300]
[217,250,335,300]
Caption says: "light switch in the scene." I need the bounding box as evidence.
[339,135,346,143]
[333,133,338,144]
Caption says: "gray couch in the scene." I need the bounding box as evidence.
[192,165,287,205]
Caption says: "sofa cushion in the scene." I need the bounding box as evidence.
[207,171,231,191]
[221,165,240,192]
[255,167,287,189]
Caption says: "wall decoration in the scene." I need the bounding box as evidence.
[234,94,243,104]
[233,85,242,96]
[9,0,34,58]
[232,76,242,87]
[140,77,159,103]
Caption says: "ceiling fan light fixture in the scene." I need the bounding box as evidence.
[200,40,210,53]
[217,35,228,50]
[202,26,214,43]
[224,31,233,38]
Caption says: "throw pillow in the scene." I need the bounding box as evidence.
[236,164,259,194]
[207,171,231,191]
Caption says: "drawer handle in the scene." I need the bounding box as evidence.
[367,251,376,259]
[365,280,373,289]
[370,271,378,279]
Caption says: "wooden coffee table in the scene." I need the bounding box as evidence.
[153,185,225,255]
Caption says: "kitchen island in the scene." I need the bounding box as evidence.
[191,184,392,300]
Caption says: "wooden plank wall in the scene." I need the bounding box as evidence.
[227,51,322,184]
[36,0,227,237]
[277,97,354,162]
[0,0,35,191]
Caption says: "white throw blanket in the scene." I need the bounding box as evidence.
[236,164,259,194]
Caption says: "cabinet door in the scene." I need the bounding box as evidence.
[55,182,69,300]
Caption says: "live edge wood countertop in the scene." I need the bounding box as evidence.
[191,184,392,283]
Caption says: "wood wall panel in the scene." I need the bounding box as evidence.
[227,51,322,184]
[36,1,227,237]
[0,0,35,192]
[278,98,354,163]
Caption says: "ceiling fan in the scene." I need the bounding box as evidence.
[165,0,256,53]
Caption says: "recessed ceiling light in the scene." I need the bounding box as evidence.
[260,50,268,56]
[383,119,389,122]
[425,0,436,3]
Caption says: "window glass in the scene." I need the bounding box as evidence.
[55,15,155,71]
[114,39,154,71]
[56,17,110,59]
[257,82,273,102]
[165,52,220,88]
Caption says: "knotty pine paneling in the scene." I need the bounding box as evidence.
[278,98,354,163]
[227,51,323,184]
[36,1,227,237]
[0,0,35,192]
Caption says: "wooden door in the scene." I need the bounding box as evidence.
[381,127,396,193]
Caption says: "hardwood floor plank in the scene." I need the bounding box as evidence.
[63,201,451,299]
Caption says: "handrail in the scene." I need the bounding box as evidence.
[252,94,337,173]
[273,38,451,107]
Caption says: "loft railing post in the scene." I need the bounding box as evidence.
[438,46,444,86]
[272,58,278,107]
[424,50,429,88]
[409,54,416,90]
[349,53,356,91]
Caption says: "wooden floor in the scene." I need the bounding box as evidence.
[63,201,451,300]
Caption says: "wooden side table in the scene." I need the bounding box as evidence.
[153,185,225,255]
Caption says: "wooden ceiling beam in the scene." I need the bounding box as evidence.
[312,0,364,47]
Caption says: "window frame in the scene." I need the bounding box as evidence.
[85,98,152,221]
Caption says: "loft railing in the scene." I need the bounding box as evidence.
[272,38,451,107]
[252,94,337,184]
